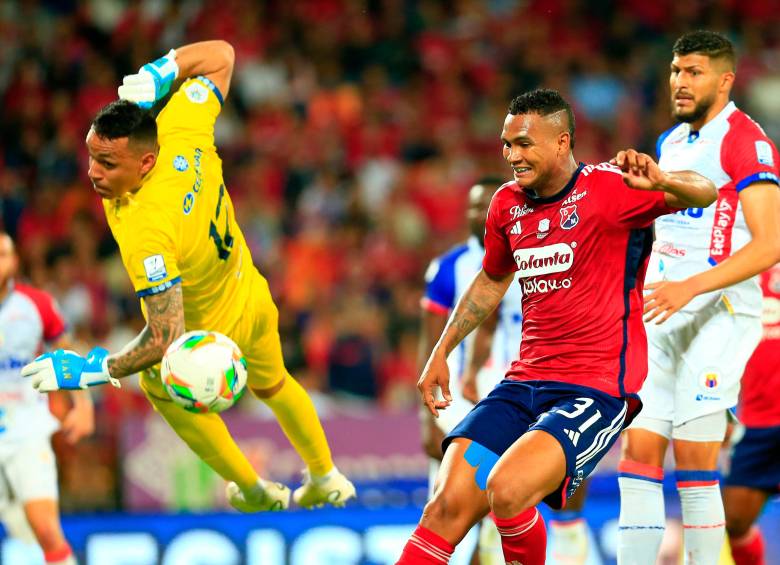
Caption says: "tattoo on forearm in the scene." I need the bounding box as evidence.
[107,284,185,378]
[440,271,510,354]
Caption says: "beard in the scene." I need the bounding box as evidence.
[672,92,715,124]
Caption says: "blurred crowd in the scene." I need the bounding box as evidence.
[2,0,780,509]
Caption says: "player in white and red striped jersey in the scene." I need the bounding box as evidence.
[0,233,93,565]
[723,264,780,565]
[618,31,780,565]
[395,89,717,565]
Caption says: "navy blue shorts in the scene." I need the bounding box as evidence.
[444,379,636,509]
[723,425,780,494]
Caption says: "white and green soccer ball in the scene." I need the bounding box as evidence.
[161,330,248,413]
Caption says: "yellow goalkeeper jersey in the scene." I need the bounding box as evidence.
[105,77,253,333]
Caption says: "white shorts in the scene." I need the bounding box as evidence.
[0,438,59,505]
[631,303,762,428]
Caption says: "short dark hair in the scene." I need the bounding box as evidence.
[508,89,576,148]
[673,30,736,71]
[91,100,158,148]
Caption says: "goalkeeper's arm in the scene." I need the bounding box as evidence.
[171,40,235,98]
[106,282,186,378]
[119,40,235,107]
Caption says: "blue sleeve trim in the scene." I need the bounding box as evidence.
[424,245,468,309]
[195,76,224,106]
[136,276,182,298]
[735,171,779,192]
[656,124,680,160]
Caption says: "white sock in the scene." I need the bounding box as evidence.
[676,470,725,565]
[477,515,504,565]
[617,461,666,565]
[310,465,339,484]
[549,512,588,564]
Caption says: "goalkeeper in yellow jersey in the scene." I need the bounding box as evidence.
[21,40,356,512]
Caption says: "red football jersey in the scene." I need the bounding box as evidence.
[483,163,678,397]
[738,264,780,427]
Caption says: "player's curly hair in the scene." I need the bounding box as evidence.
[92,100,158,148]
[673,30,735,71]
[508,89,576,148]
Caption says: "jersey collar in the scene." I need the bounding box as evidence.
[522,163,584,205]
[687,101,737,139]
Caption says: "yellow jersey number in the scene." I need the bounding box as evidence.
[209,184,234,260]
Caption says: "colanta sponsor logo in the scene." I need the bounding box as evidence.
[513,243,574,277]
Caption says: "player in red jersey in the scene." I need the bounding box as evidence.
[394,89,717,565]
[722,264,780,565]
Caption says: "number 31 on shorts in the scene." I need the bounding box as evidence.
[555,397,602,434]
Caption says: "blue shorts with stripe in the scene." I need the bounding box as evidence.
[443,379,635,509]
[723,425,780,494]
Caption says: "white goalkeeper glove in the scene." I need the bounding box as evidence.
[118,49,179,108]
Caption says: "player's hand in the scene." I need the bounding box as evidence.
[643,280,698,324]
[61,393,95,444]
[417,350,452,417]
[21,348,119,392]
[460,369,479,405]
[118,49,179,108]
[612,149,666,191]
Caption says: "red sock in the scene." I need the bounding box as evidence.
[492,507,547,565]
[396,525,454,564]
[730,527,765,565]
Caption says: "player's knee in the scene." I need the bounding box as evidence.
[620,429,667,467]
[724,508,753,538]
[485,474,538,518]
[421,490,469,529]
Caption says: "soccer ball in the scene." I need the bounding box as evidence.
[161,330,248,413]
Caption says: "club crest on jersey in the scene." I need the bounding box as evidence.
[182,192,195,215]
[173,155,189,172]
[559,205,579,230]
[537,218,551,239]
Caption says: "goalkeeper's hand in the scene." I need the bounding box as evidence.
[118,49,179,108]
[21,348,120,392]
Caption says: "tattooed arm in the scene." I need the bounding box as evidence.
[418,269,514,416]
[106,283,186,378]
